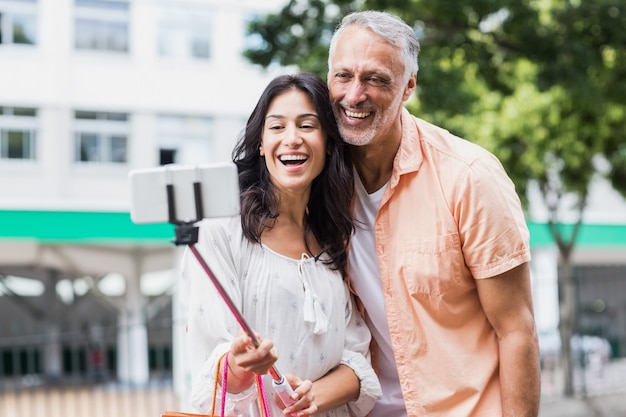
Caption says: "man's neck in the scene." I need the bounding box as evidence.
[352,139,399,194]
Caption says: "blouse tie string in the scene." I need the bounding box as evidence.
[298,253,329,335]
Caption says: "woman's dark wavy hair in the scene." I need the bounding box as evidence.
[232,72,354,278]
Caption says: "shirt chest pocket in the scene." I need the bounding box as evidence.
[400,234,464,296]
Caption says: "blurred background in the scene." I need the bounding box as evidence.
[0,0,625,416]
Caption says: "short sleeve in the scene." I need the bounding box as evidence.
[457,152,531,279]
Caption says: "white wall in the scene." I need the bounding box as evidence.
[0,0,288,212]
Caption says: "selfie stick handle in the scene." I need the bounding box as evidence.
[187,245,296,407]
[166,179,295,406]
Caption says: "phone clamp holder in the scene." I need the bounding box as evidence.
[167,182,203,246]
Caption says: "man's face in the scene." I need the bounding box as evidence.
[328,26,415,147]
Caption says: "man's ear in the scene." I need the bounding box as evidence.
[402,74,417,102]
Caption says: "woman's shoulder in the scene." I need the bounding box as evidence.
[197,216,243,245]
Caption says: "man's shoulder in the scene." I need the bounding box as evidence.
[404,111,495,164]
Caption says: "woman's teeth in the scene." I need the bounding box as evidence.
[280,155,308,165]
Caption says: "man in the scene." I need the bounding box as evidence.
[327,10,541,417]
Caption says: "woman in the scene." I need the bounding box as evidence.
[181,73,381,417]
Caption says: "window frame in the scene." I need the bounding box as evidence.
[0,106,38,161]
[73,0,130,53]
[0,0,38,46]
[157,114,213,165]
[73,110,129,164]
[157,3,212,60]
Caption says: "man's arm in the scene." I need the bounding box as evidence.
[280,364,360,416]
[311,364,360,412]
[476,262,541,417]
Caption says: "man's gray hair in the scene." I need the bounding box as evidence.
[328,10,420,82]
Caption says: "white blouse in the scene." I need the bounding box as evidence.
[181,217,381,417]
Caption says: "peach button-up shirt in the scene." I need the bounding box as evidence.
[361,108,531,416]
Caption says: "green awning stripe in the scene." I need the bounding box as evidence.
[0,210,174,244]
[0,210,625,247]
[527,222,626,247]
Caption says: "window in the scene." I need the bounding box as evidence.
[157,3,211,59]
[158,114,212,165]
[74,0,129,52]
[0,0,38,46]
[74,110,129,163]
[0,106,37,160]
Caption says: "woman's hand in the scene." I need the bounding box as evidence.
[280,374,318,417]
[230,331,278,374]
[225,331,278,393]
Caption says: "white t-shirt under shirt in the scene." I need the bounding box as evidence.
[349,172,408,417]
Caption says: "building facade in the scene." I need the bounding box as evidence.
[1,0,625,408]
[0,0,287,404]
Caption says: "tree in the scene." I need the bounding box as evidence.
[490,0,626,395]
[244,0,626,396]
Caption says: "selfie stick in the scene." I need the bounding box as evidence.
[166,180,296,407]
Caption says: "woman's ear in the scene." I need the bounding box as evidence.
[259,143,265,156]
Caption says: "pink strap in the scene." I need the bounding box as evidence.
[222,352,272,417]
[256,375,271,417]
[221,352,229,417]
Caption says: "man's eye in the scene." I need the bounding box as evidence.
[367,77,386,86]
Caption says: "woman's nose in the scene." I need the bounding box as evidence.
[285,126,303,147]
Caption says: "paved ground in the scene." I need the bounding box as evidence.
[539,391,626,417]
[539,357,626,416]
[4,387,625,417]
[2,359,625,417]
[0,385,181,417]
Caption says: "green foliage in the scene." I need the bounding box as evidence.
[244,0,626,206]
[243,0,357,77]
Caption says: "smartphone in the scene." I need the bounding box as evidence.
[129,162,240,224]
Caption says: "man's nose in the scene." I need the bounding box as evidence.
[344,80,367,105]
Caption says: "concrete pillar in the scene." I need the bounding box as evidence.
[43,325,62,380]
[117,261,149,385]
[172,247,191,410]
[43,269,62,380]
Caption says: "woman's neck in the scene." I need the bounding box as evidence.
[261,213,320,259]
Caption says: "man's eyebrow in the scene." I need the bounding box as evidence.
[363,70,391,78]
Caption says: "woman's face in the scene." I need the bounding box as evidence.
[260,89,327,196]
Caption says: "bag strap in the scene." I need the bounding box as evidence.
[211,351,228,417]
[221,352,230,417]
[221,351,273,417]
[256,375,271,417]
